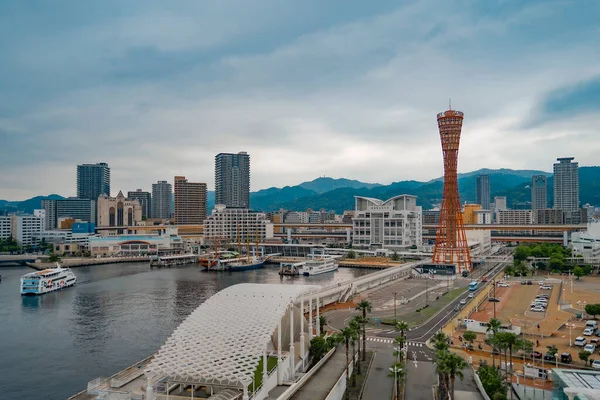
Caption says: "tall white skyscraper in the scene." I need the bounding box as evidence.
[553,157,579,211]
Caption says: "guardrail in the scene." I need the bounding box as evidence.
[277,347,337,400]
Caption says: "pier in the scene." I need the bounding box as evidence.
[150,254,198,267]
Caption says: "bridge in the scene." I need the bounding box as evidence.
[423,223,587,231]
[0,254,49,266]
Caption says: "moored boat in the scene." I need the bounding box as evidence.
[20,263,77,296]
[279,261,305,276]
[301,255,339,276]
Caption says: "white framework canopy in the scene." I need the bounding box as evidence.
[145,283,319,387]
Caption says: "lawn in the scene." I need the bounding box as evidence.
[250,356,279,392]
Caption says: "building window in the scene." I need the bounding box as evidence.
[117,202,124,226]
[109,207,116,227]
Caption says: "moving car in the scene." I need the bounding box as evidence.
[584,343,596,354]
[530,306,544,312]
[468,293,474,298]
[460,298,467,305]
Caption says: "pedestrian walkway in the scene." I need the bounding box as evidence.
[366,336,394,344]
[291,347,349,400]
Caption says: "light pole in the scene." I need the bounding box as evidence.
[555,353,559,368]
[389,365,402,400]
[393,292,398,323]
[567,323,574,346]
[394,345,402,363]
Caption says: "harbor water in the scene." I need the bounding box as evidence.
[0,262,371,400]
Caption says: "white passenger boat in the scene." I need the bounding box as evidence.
[301,255,339,276]
[20,263,77,296]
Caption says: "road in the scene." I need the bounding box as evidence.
[358,261,508,400]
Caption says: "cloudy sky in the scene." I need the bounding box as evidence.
[1,0,599,200]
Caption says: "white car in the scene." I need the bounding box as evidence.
[540,285,552,290]
[530,306,545,312]
[460,298,467,305]
[584,328,595,336]
[498,283,510,288]
[584,344,596,354]
[468,293,474,298]
[592,360,600,369]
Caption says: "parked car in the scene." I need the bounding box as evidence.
[575,337,587,346]
[460,298,467,305]
[489,297,500,302]
[524,351,543,359]
[530,306,545,312]
[561,353,573,364]
[527,281,533,285]
[584,343,596,354]
[586,320,599,330]
[498,282,510,288]
[584,328,595,336]
[536,294,550,299]
[540,285,552,290]
[593,360,600,370]
[544,352,557,361]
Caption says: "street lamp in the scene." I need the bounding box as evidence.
[566,323,574,346]
[389,365,402,400]
[393,292,398,323]
[555,353,559,368]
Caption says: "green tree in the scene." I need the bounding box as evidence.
[349,318,362,376]
[486,318,502,368]
[48,253,60,263]
[438,352,468,400]
[388,361,405,400]
[513,246,530,262]
[319,315,328,329]
[347,250,356,259]
[394,336,406,361]
[355,300,372,361]
[579,350,592,366]
[585,304,600,319]
[340,327,355,400]
[309,336,329,364]
[431,331,450,352]
[395,320,409,339]
[391,251,399,261]
[463,331,477,350]
[549,256,565,272]
[477,365,507,400]
[573,266,585,280]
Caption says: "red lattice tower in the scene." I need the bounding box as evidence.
[432,108,472,273]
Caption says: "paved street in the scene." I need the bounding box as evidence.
[361,340,395,400]
[405,358,437,400]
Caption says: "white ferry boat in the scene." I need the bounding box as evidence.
[301,255,339,276]
[20,263,77,296]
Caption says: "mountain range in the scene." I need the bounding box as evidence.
[3,168,600,215]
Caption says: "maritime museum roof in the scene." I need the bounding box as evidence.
[145,283,319,387]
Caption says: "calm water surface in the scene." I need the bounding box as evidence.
[0,263,371,400]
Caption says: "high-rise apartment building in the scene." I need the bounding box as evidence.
[531,175,548,210]
[475,175,491,210]
[42,198,97,229]
[0,216,11,240]
[215,152,250,208]
[152,181,172,219]
[77,162,110,200]
[174,176,207,224]
[11,211,46,246]
[128,189,152,220]
[204,205,271,242]
[553,157,579,211]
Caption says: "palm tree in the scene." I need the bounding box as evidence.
[319,315,328,330]
[393,336,406,362]
[501,333,519,400]
[355,300,372,361]
[351,316,366,374]
[340,327,355,400]
[438,352,468,400]
[493,332,510,380]
[431,331,449,352]
[486,318,502,368]
[435,351,450,400]
[349,319,361,381]
[387,361,405,400]
[395,320,409,339]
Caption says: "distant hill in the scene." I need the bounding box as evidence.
[298,177,380,194]
[0,194,65,215]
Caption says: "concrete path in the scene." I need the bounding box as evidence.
[291,347,349,400]
[361,340,395,400]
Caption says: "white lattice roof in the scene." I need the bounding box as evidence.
[145,283,319,387]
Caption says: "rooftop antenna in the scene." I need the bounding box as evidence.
[449,97,452,110]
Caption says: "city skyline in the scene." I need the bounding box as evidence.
[1,2,599,200]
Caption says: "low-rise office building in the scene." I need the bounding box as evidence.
[352,195,422,249]
[97,191,143,234]
[88,229,184,256]
[203,205,272,242]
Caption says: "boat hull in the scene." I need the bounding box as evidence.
[228,262,264,272]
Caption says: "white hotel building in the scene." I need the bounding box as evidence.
[10,210,46,246]
[203,205,273,242]
[352,195,422,249]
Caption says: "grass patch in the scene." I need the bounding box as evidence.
[250,356,278,392]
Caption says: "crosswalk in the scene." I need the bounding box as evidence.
[365,337,425,347]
